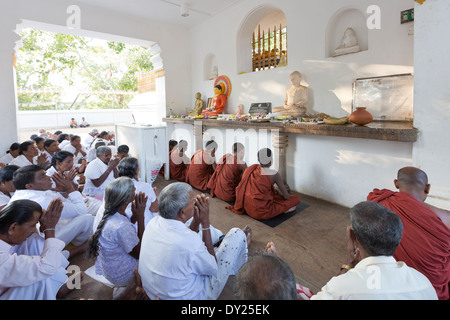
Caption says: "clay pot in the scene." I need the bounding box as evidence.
[350,107,373,125]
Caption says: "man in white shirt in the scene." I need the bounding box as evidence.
[311,201,438,300]
[138,182,250,300]
[63,135,86,168]
[83,129,98,149]
[83,146,119,201]
[80,117,90,128]
[10,165,94,251]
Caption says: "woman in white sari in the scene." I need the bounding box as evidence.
[0,198,71,300]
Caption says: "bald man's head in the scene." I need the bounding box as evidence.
[395,167,430,201]
[397,167,428,188]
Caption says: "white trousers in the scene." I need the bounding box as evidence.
[56,214,95,246]
[205,228,248,300]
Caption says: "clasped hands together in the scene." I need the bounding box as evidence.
[193,193,210,229]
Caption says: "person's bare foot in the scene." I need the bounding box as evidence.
[134,268,150,300]
[265,241,279,257]
[285,206,296,213]
[243,225,252,246]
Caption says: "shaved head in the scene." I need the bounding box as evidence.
[397,167,428,189]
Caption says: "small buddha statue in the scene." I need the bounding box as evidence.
[333,27,361,57]
[209,66,218,80]
[188,92,204,116]
[202,84,227,117]
[272,71,309,117]
[235,104,243,117]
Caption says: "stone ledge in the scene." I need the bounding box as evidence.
[163,118,417,142]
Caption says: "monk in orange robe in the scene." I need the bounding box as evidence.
[185,140,217,191]
[169,140,190,182]
[202,85,227,117]
[160,139,178,177]
[207,142,247,202]
[227,148,300,220]
[367,167,450,300]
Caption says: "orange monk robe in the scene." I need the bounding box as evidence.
[185,150,215,191]
[226,164,300,220]
[202,94,226,117]
[169,149,189,182]
[207,153,243,202]
[368,189,450,300]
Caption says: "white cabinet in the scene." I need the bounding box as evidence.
[115,123,168,183]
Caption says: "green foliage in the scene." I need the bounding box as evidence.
[16,28,153,111]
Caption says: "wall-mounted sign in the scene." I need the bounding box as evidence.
[401,8,414,24]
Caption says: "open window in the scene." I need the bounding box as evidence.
[237,6,287,74]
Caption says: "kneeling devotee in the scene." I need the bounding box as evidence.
[169,140,190,182]
[207,142,247,203]
[185,140,217,191]
[0,165,20,210]
[227,148,300,220]
[10,141,48,168]
[138,182,251,300]
[93,157,159,231]
[10,165,94,252]
[311,201,437,300]
[367,166,450,300]
[0,199,73,300]
[83,146,119,201]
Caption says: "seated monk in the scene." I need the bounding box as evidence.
[160,140,178,176]
[367,166,450,300]
[226,148,300,220]
[202,85,227,117]
[185,140,217,191]
[169,140,190,182]
[207,142,247,203]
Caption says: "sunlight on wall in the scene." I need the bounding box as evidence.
[335,149,412,169]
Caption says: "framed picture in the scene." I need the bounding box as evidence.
[352,73,413,121]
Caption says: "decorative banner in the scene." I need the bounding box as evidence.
[214,75,232,97]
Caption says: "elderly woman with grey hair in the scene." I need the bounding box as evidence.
[311,201,438,300]
[83,146,119,201]
[138,182,251,300]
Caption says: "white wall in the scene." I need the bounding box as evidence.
[413,0,450,209]
[188,0,414,117]
[184,0,416,207]
[0,0,191,153]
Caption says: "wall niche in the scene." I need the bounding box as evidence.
[326,7,368,58]
[203,53,218,81]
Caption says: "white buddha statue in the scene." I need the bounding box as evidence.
[333,27,361,57]
[273,71,309,117]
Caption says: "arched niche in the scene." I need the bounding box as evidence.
[203,53,218,81]
[236,5,286,74]
[326,7,368,58]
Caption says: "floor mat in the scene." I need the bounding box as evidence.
[260,202,310,228]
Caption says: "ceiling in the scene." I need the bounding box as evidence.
[74,0,245,27]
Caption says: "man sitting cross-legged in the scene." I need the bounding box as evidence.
[10,165,94,258]
[226,148,300,220]
[185,140,217,191]
[138,182,251,300]
[207,142,247,203]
